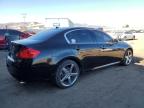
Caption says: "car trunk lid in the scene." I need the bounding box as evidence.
[8,39,41,60]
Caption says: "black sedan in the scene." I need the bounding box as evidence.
[6,27,133,88]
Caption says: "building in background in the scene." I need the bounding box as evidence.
[44,18,74,28]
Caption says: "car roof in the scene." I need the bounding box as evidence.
[51,27,99,33]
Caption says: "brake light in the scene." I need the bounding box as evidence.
[17,47,40,59]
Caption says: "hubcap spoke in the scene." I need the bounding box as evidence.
[125,56,128,59]
[126,57,130,64]
[68,77,72,84]
[62,67,69,74]
[69,64,74,73]
[126,59,130,64]
[125,56,129,60]
[70,73,78,76]
[61,75,67,82]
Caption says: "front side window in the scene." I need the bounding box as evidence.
[93,30,112,43]
[66,30,94,44]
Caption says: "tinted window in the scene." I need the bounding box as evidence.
[66,30,94,44]
[93,30,112,42]
[29,29,62,40]
[103,33,112,42]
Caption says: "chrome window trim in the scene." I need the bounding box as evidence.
[64,29,95,44]
[64,29,83,44]
[64,29,113,45]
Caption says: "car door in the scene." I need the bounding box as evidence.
[92,30,123,65]
[66,29,102,70]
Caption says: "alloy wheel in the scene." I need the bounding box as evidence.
[124,50,133,65]
[55,60,80,88]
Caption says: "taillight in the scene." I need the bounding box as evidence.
[16,47,40,59]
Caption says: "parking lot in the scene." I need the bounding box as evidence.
[0,34,144,108]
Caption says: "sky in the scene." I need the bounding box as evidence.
[0,0,144,28]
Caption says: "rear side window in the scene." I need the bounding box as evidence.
[66,30,94,44]
[93,30,112,43]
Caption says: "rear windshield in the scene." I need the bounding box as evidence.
[29,29,63,41]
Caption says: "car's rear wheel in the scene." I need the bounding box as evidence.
[121,49,133,65]
[52,60,80,88]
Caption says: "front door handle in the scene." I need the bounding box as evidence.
[100,46,106,49]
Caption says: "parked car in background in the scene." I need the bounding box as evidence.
[110,31,123,40]
[0,29,31,49]
[120,31,135,40]
[0,29,7,49]
[6,27,133,88]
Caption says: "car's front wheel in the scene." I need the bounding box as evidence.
[121,49,133,65]
[52,60,80,88]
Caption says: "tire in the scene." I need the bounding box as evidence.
[121,49,133,66]
[51,60,80,88]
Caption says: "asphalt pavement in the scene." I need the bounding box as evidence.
[0,50,144,108]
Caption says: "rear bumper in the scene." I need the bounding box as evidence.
[6,56,31,81]
[6,56,56,81]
